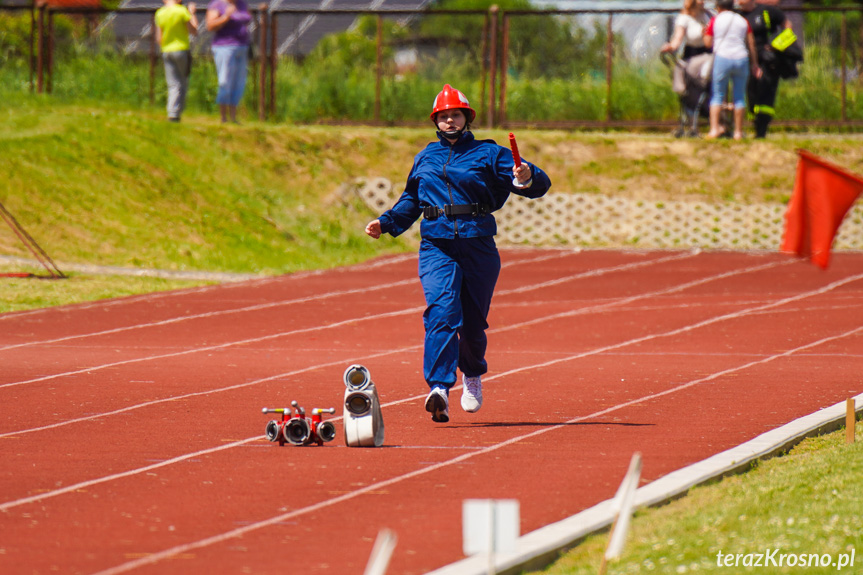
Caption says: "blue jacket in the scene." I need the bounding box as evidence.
[378,131,552,239]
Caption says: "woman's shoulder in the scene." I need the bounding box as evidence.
[472,137,499,147]
[717,10,745,24]
[674,13,693,26]
[414,141,444,161]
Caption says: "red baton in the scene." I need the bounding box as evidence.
[508,133,521,168]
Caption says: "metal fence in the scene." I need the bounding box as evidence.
[3,2,862,129]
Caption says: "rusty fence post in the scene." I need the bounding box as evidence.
[259,4,268,121]
[841,12,847,123]
[498,13,510,126]
[269,11,277,118]
[47,6,54,94]
[606,12,613,124]
[478,12,489,127]
[149,12,156,106]
[36,1,45,93]
[487,5,498,129]
[29,1,35,92]
[375,14,382,123]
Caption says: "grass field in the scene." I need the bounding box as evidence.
[3,100,862,313]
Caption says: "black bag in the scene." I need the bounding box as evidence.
[766,29,804,80]
[776,40,803,79]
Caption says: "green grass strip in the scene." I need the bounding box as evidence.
[527,422,863,574]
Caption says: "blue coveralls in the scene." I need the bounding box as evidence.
[377,131,552,392]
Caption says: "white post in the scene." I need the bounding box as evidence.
[488,502,496,575]
[364,529,397,575]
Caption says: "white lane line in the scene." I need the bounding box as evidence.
[0,253,424,322]
[0,307,419,391]
[3,270,859,511]
[490,260,794,335]
[0,251,582,352]
[0,252,693,389]
[84,321,863,575]
[1,256,769,435]
[485,272,863,379]
[0,345,421,440]
[0,278,415,353]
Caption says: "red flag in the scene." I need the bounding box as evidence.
[781,149,863,269]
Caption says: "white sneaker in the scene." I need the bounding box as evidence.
[461,374,483,413]
[425,387,449,423]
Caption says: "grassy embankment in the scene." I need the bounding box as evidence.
[2,99,863,313]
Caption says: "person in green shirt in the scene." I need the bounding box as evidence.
[155,0,199,122]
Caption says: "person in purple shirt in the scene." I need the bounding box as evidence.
[205,0,251,123]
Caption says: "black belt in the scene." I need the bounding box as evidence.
[423,203,491,220]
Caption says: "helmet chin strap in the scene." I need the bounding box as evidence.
[437,127,467,140]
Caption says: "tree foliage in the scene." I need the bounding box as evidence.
[423,0,610,78]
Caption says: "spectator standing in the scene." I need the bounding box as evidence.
[364,85,552,423]
[661,0,713,60]
[737,0,793,138]
[206,0,251,124]
[660,0,714,135]
[703,0,760,140]
[154,0,199,123]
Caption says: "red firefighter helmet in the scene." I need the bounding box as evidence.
[430,84,477,124]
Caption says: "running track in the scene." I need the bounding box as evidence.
[2,249,863,575]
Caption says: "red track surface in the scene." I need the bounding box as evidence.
[2,249,863,575]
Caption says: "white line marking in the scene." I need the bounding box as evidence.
[0,251,577,351]
[0,254,425,322]
[84,321,863,575]
[3,268,859,513]
[0,278,415,352]
[1,256,771,435]
[0,252,692,389]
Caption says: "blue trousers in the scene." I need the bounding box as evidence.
[418,236,501,390]
[711,54,749,109]
[212,45,248,106]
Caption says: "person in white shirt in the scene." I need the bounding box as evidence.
[703,0,761,139]
[661,0,713,60]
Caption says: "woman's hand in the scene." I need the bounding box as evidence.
[751,63,762,79]
[513,163,532,185]
[206,2,235,31]
[365,219,382,239]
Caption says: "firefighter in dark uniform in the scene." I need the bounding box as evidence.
[737,0,793,138]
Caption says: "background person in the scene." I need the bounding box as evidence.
[737,0,792,138]
[703,0,760,139]
[660,0,712,60]
[364,85,552,424]
[205,0,251,124]
[660,0,714,136]
[154,0,199,123]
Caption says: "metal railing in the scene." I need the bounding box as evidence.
[10,2,863,129]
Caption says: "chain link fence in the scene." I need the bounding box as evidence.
[1,1,861,128]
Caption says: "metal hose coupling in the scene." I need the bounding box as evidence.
[343,364,385,447]
[262,402,336,446]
